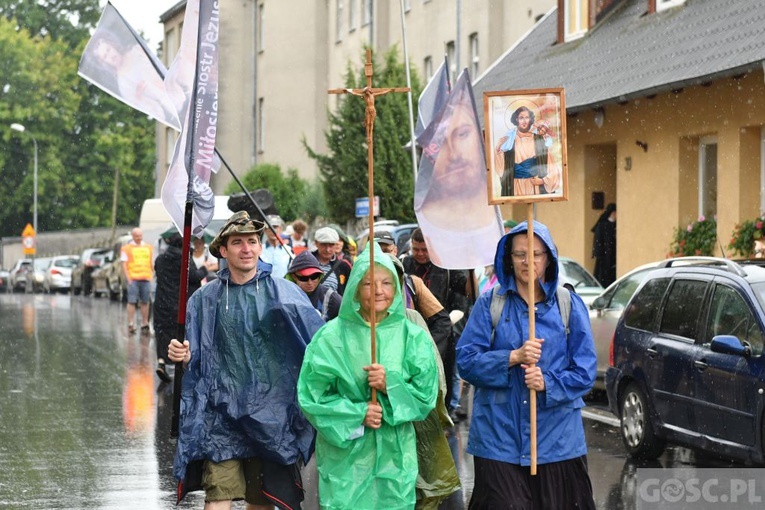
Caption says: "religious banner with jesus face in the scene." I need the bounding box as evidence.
[484,89,568,205]
[414,70,504,269]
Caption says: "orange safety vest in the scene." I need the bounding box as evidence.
[122,243,154,281]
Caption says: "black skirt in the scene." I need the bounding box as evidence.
[468,455,596,510]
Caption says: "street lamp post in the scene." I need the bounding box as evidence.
[10,123,37,236]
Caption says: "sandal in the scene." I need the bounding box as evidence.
[128,323,136,334]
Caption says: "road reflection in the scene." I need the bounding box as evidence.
[5,293,738,509]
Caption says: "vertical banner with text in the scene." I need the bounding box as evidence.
[160,0,220,236]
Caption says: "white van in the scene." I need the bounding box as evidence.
[138,195,236,252]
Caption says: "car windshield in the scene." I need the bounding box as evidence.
[560,260,600,288]
[55,258,79,268]
[751,282,765,313]
[34,259,50,270]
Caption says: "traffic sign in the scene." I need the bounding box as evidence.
[355,196,380,218]
[22,223,36,256]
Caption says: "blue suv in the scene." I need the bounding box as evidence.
[606,258,765,462]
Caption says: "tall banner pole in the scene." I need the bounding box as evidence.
[399,0,418,183]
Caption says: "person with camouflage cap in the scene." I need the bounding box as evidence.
[167,211,324,508]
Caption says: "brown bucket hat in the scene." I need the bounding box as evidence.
[209,211,265,258]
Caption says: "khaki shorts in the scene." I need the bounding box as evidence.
[202,457,269,505]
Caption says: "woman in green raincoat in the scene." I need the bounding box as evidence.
[297,243,439,510]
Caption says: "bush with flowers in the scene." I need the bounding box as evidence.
[728,215,765,257]
[668,215,717,257]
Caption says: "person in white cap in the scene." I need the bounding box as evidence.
[260,214,293,278]
[311,226,353,295]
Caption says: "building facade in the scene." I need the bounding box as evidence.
[475,0,765,275]
[157,0,554,193]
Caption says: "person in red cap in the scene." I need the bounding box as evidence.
[286,251,342,321]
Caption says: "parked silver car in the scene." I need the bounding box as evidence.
[71,248,111,296]
[43,255,79,293]
[0,268,9,293]
[588,261,663,390]
[31,257,52,293]
[9,259,32,292]
[558,257,603,306]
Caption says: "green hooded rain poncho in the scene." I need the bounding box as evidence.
[297,243,439,510]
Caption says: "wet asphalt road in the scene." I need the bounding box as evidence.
[0,292,744,509]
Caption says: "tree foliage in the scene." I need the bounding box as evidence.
[224,163,327,223]
[0,0,102,48]
[305,47,421,225]
[0,3,155,237]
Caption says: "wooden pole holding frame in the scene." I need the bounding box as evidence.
[526,203,538,475]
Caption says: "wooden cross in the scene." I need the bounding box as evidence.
[329,49,409,405]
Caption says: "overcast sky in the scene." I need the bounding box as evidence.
[105,0,179,47]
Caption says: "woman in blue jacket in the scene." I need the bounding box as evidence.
[456,221,597,510]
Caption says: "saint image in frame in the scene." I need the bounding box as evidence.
[484,88,568,205]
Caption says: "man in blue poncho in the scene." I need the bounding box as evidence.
[168,211,324,509]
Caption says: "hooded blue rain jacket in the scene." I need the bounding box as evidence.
[173,261,324,481]
[456,221,596,466]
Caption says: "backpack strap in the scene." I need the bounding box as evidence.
[321,288,335,321]
[403,274,418,310]
[320,257,344,285]
[489,286,507,346]
[489,285,572,346]
[556,286,572,336]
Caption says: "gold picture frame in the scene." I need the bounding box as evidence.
[484,88,568,205]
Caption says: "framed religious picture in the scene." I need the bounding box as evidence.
[484,88,568,205]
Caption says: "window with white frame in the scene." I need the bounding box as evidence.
[363,0,372,26]
[257,4,264,52]
[349,0,357,31]
[469,32,479,78]
[564,0,588,42]
[336,0,343,41]
[446,41,456,77]
[164,28,178,66]
[657,0,686,12]
[258,97,265,153]
[424,56,433,81]
[699,135,718,219]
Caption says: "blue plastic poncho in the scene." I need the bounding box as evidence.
[173,261,324,481]
[297,243,439,510]
[456,221,597,466]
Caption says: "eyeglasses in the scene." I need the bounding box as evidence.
[510,250,547,262]
[295,273,322,282]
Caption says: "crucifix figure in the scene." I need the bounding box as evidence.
[328,49,409,404]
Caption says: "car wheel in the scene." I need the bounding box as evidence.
[108,282,119,301]
[619,382,665,460]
